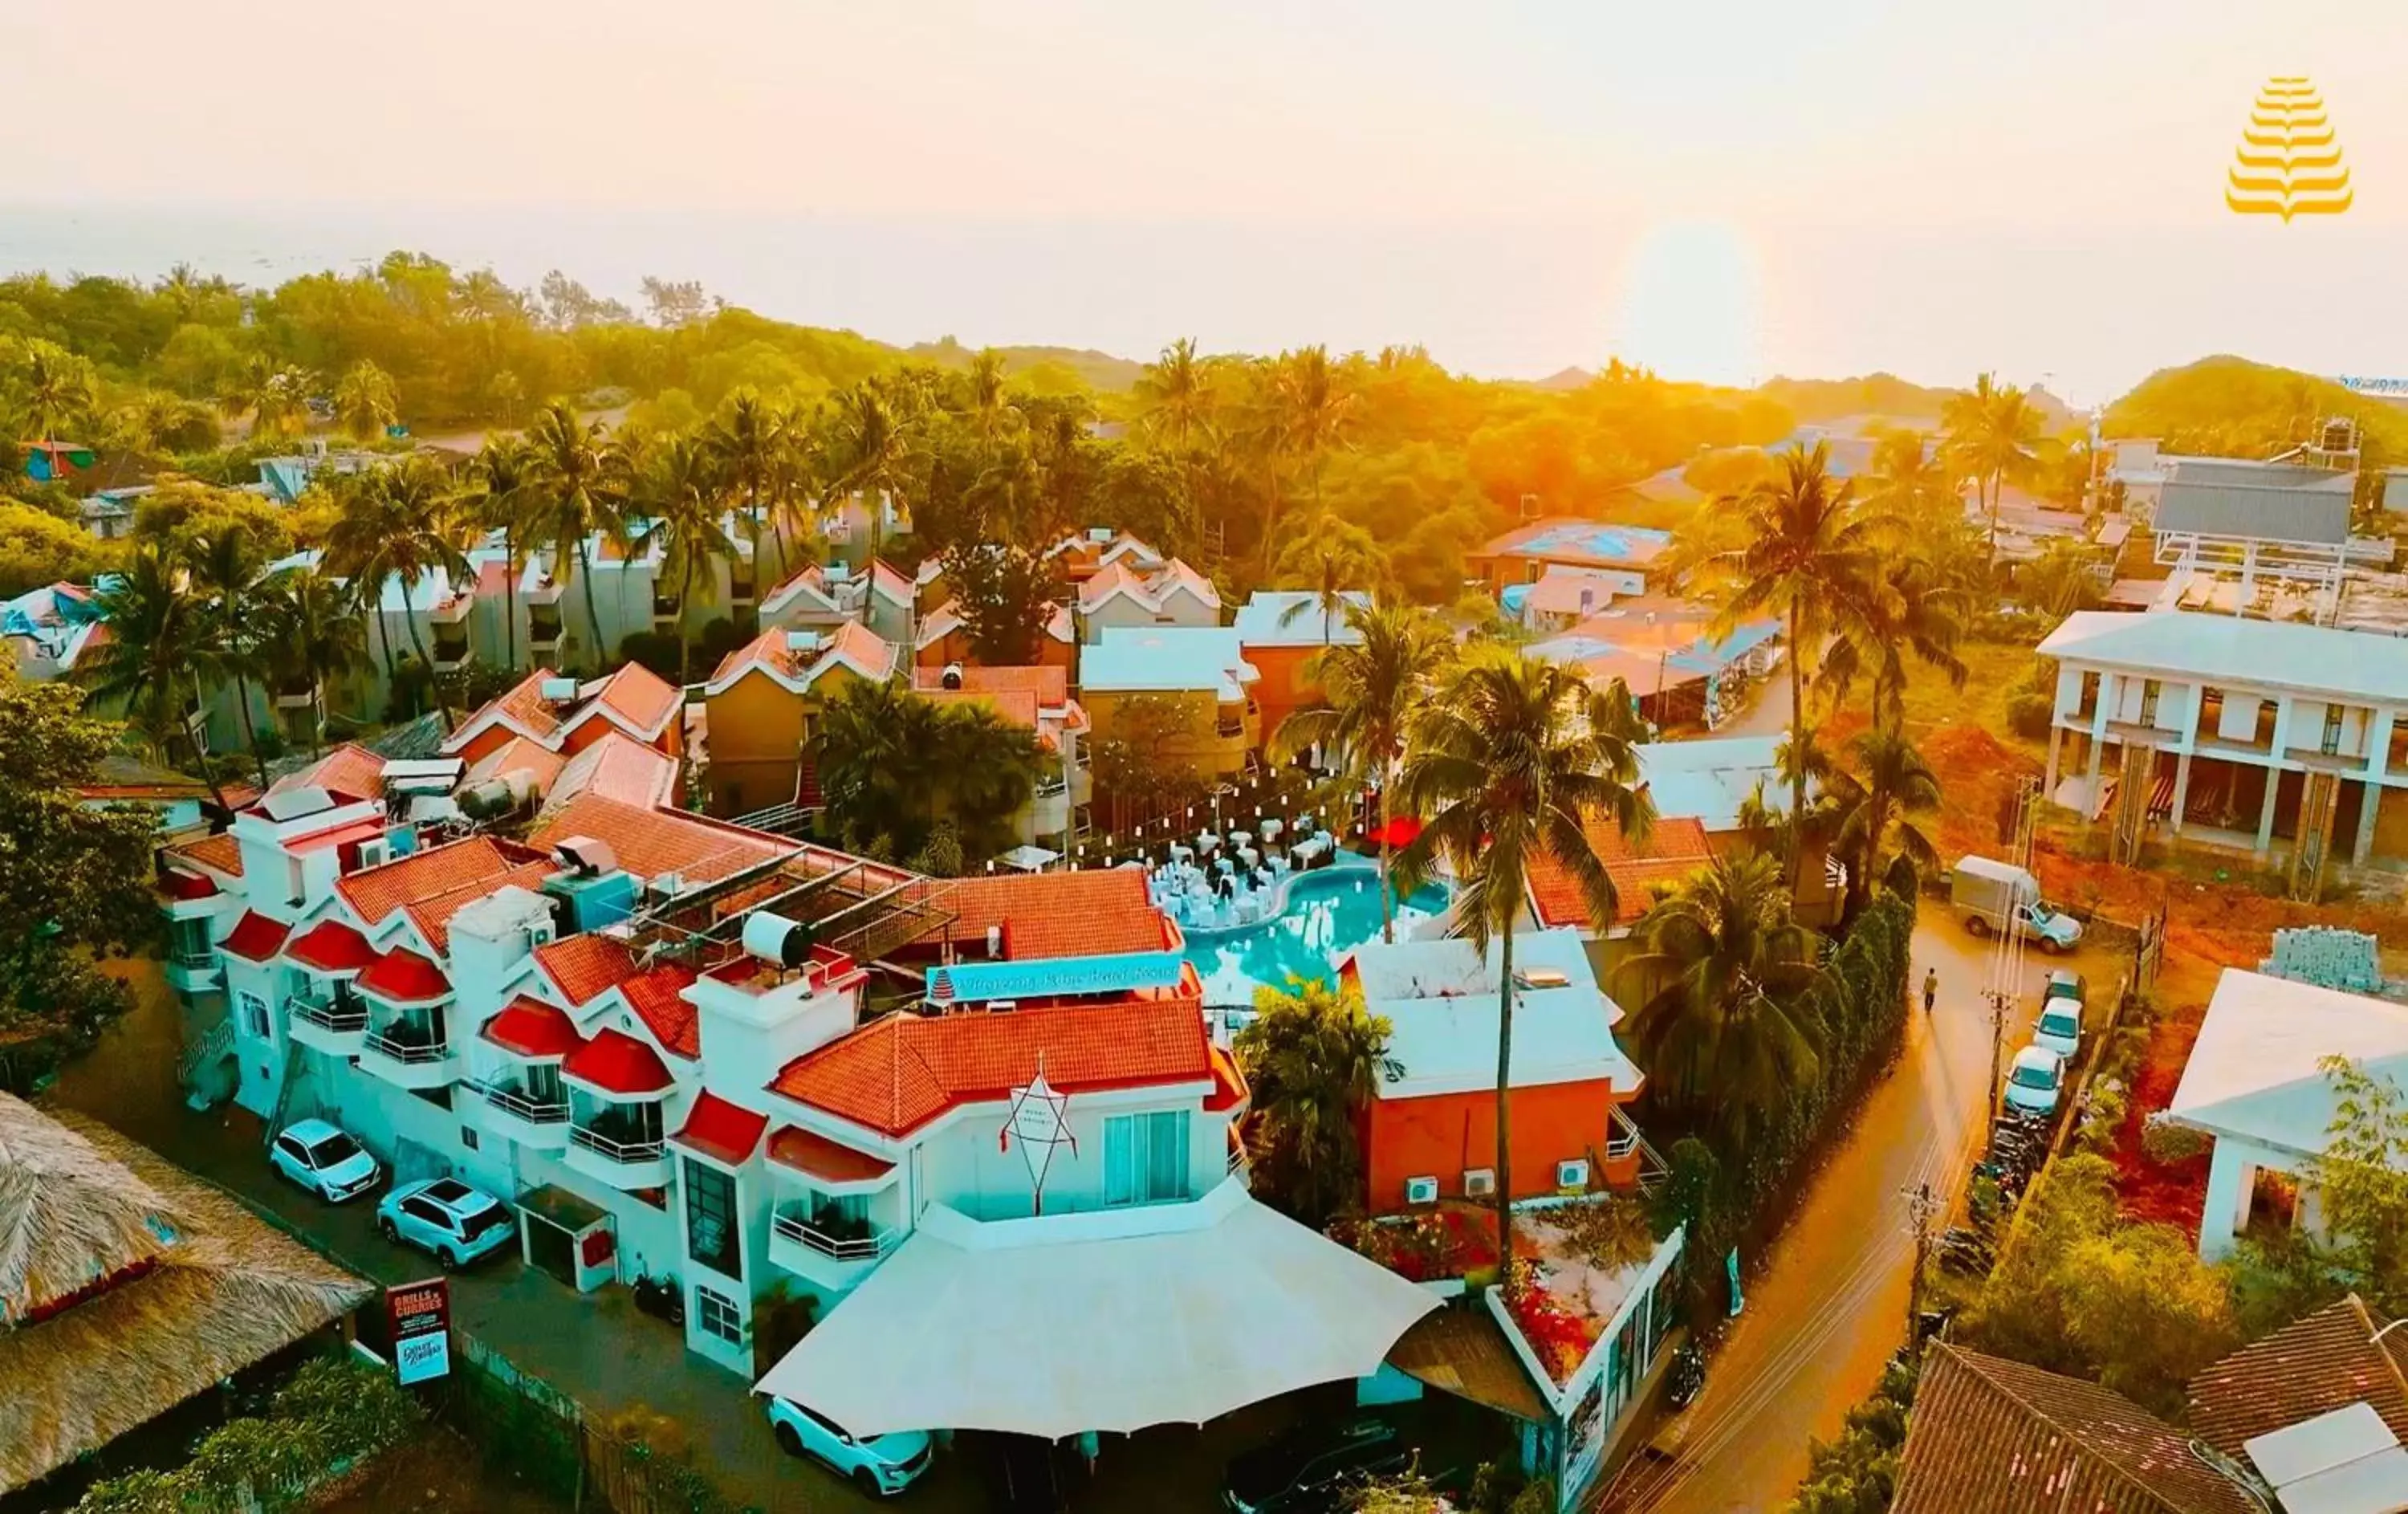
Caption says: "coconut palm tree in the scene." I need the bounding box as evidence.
[1690,442,1887,886]
[1134,337,1212,451]
[14,340,98,444]
[963,349,1018,444]
[1861,429,1956,523]
[321,458,472,729]
[332,360,400,442]
[217,356,313,442]
[1394,649,1653,1288]
[524,399,627,667]
[1820,551,1970,735]
[1617,850,1824,1147]
[1264,346,1353,575]
[1271,514,1389,647]
[1831,725,1942,918]
[631,434,738,684]
[1274,604,1452,943]
[184,522,279,788]
[1232,979,1400,1226]
[823,382,912,564]
[707,389,782,584]
[1943,373,2047,566]
[462,435,538,670]
[254,567,366,755]
[76,545,229,812]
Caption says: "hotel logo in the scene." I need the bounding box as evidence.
[2227,76,2353,220]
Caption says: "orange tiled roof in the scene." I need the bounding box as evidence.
[1527,816,1715,930]
[528,794,796,886]
[2184,1295,2408,1459]
[336,836,535,927]
[767,1124,894,1183]
[402,859,558,955]
[624,961,702,1059]
[266,743,387,802]
[710,618,896,689]
[911,665,1070,706]
[580,662,681,739]
[918,687,1041,731]
[532,933,641,1007]
[769,998,1211,1137]
[527,931,700,1053]
[931,870,1173,960]
[486,670,569,740]
[168,832,244,879]
[465,735,570,792]
[547,731,679,814]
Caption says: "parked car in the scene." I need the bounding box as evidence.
[766,1398,934,1496]
[2042,968,2087,1008]
[1223,1417,1408,1514]
[267,1119,380,1203]
[2003,1044,2067,1117]
[375,1178,515,1268]
[2033,996,2085,1060]
[1951,858,2082,952]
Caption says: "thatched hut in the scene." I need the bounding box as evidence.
[0,1093,373,1493]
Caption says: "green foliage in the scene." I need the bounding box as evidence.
[1088,692,1208,824]
[1235,979,1398,1227]
[2003,689,2054,740]
[809,677,1043,863]
[2105,356,2408,486]
[1784,1353,1918,1514]
[75,1356,423,1514]
[0,500,120,597]
[2229,1056,2408,1329]
[939,543,1065,664]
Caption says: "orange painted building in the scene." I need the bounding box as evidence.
[1340,926,1645,1213]
[1233,590,1372,755]
[441,664,685,769]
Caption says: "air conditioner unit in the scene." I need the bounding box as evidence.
[1463,1168,1496,1198]
[1556,1158,1592,1192]
[539,676,581,703]
[1404,1175,1440,1207]
[1088,527,1115,543]
[356,837,392,870]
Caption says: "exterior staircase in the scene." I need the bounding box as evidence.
[178,1017,236,1112]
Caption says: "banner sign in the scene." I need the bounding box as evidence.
[385,1277,452,1386]
[2338,376,2408,398]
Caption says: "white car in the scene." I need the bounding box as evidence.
[375,1178,516,1269]
[2033,997,2084,1060]
[2003,1044,2066,1117]
[268,1119,380,1203]
[765,1397,934,1496]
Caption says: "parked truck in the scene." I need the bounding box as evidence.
[1950,857,2083,953]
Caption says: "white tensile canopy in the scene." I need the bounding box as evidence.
[752,1179,1441,1440]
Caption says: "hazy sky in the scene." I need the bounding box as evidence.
[4,1,2404,402]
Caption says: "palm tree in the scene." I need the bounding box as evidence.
[1830,725,1942,918]
[1232,979,1400,1226]
[1274,604,1451,942]
[1690,442,1887,885]
[1394,649,1653,1287]
[1861,430,1955,521]
[1943,373,2046,566]
[15,340,97,444]
[321,458,472,728]
[332,360,400,442]
[632,435,738,684]
[1271,514,1389,647]
[462,435,538,670]
[218,356,313,442]
[823,383,911,564]
[255,567,366,754]
[1820,551,1969,735]
[1264,346,1354,575]
[77,545,229,812]
[963,349,1017,443]
[184,523,279,788]
[707,389,781,584]
[1617,851,1823,1147]
[1134,337,1212,451]
[524,400,626,667]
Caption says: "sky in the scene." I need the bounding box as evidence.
[3,0,2404,404]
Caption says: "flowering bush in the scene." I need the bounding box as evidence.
[1332,1207,1498,1283]
[1502,1260,1602,1383]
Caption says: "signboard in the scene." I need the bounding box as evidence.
[385,1278,452,1386]
[928,948,1187,1004]
[2338,376,2408,399]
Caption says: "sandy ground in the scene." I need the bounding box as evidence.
[1596,911,2132,1514]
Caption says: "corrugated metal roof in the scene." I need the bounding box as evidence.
[2155,479,2352,546]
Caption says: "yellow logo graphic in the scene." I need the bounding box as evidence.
[2227,76,2353,220]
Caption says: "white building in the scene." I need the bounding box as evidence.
[2038,609,2408,876]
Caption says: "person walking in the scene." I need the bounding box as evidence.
[1922,967,1939,1015]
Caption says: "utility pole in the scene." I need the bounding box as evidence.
[1905,1180,1942,1337]
[1984,986,2012,1121]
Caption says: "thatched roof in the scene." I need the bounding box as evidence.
[0,1097,372,1494]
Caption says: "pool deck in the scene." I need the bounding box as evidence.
[1173,853,1380,942]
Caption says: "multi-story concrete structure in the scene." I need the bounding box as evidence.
[699,621,900,816]
[1078,625,1263,783]
[2038,609,2408,882]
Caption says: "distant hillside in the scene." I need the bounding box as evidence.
[906,336,1146,393]
[2103,355,2408,464]
[1759,372,1954,426]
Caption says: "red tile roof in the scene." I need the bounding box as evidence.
[918,686,1040,730]
[624,962,702,1059]
[674,1093,770,1167]
[484,670,570,741]
[547,732,679,814]
[911,665,1070,706]
[1527,816,1715,930]
[563,1028,675,1097]
[356,949,452,1004]
[767,1124,895,1184]
[336,836,538,926]
[710,619,897,690]
[770,999,1212,1138]
[465,735,570,792]
[402,859,558,956]
[2185,1295,2408,1459]
[266,743,387,802]
[579,663,681,739]
[221,911,290,963]
[527,794,795,886]
[158,869,218,901]
[1893,1343,2255,1514]
[167,832,244,878]
[285,918,378,975]
[1205,1044,1250,1113]
[482,997,585,1060]
[930,871,1173,961]
[532,933,641,1007]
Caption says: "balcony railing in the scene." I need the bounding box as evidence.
[478,1081,569,1125]
[772,1208,897,1262]
[364,1026,450,1064]
[291,995,368,1034]
[569,1125,666,1164]
[1214,717,1246,739]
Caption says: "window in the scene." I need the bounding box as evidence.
[169,915,214,967]
[2138,678,2160,725]
[1103,1109,1192,1207]
[684,1158,742,1282]
[2324,704,2347,756]
[238,991,270,1040]
[695,1284,744,1346]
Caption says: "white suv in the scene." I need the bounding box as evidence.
[2003,1044,2066,1117]
[375,1178,516,1269]
[765,1397,934,1496]
[269,1119,380,1203]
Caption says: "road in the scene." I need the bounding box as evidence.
[1597,912,2126,1514]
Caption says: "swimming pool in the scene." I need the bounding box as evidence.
[1182,863,1450,1007]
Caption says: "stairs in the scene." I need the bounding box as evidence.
[179,1018,235,1112]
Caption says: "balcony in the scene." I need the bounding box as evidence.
[563,1107,672,1190]
[769,1203,897,1292]
[358,1012,461,1091]
[272,680,320,713]
[431,634,471,674]
[287,990,368,1056]
[474,1077,571,1150]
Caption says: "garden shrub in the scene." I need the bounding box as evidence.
[2140,1111,2212,1164]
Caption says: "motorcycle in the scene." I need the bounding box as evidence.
[1665,1345,1706,1410]
[631,1272,686,1326]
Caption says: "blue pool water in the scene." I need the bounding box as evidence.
[1182,865,1450,1006]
